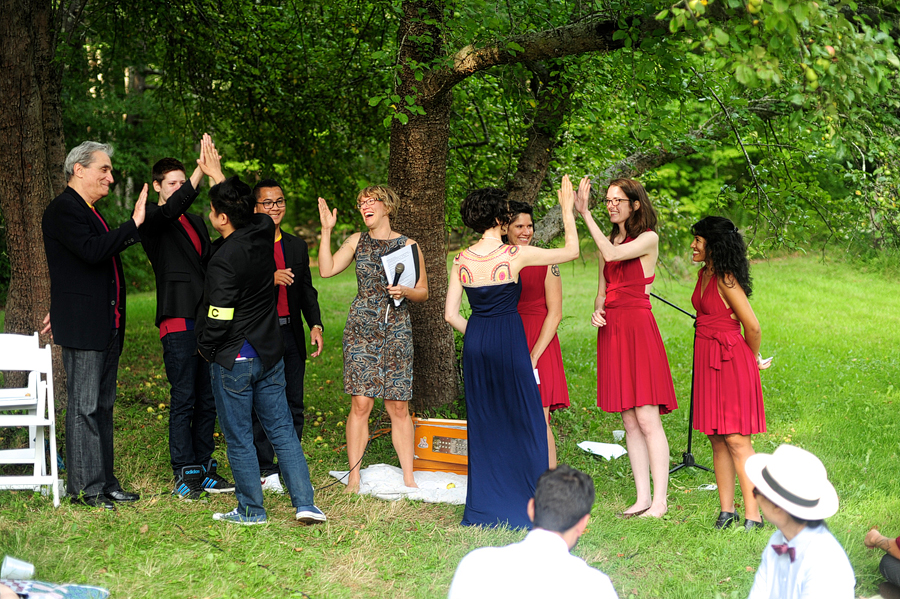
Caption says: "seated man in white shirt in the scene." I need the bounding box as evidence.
[448,465,618,599]
[745,444,855,599]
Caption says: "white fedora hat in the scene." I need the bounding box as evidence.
[745,444,839,520]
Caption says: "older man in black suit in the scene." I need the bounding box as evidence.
[42,141,146,509]
[249,179,324,494]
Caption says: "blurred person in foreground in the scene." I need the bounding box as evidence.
[745,444,854,598]
[448,465,618,599]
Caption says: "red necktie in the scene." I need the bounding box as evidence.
[771,543,796,562]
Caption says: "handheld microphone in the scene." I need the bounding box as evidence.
[392,263,405,287]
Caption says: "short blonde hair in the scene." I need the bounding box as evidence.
[357,185,400,216]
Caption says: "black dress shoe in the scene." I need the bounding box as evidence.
[72,495,116,510]
[743,518,765,531]
[714,511,739,529]
[106,489,140,502]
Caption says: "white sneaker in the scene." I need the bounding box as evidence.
[260,473,284,494]
[296,505,327,524]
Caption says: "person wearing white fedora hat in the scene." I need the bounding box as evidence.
[745,444,855,599]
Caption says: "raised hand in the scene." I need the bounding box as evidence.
[198,133,225,184]
[557,174,574,213]
[318,197,337,231]
[132,183,148,226]
[575,176,592,215]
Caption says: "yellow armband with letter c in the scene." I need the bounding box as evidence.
[208,306,234,320]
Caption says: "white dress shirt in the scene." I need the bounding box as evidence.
[748,524,855,599]
[448,528,618,599]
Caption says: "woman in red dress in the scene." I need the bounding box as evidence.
[690,216,771,530]
[575,177,677,518]
[506,201,570,469]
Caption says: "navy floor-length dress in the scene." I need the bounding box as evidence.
[461,280,548,529]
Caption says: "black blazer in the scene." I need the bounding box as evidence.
[42,186,140,353]
[196,214,284,369]
[280,232,323,359]
[139,181,211,327]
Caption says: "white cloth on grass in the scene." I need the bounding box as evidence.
[448,528,618,599]
[329,463,466,504]
[748,525,855,599]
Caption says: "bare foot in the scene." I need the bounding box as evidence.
[640,505,668,518]
[622,501,651,516]
[403,478,419,489]
[344,477,360,494]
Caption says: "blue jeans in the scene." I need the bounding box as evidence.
[209,358,315,517]
[162,330,217,475]
[62,330,123,497]
[252,325,306,476]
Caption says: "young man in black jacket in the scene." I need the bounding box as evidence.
[140,134,233,498]
[249,179,324,494]
[196,176,324,525]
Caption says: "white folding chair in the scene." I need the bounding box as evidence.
[0,333,61,507]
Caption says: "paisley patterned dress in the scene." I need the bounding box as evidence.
[342,232,413,401]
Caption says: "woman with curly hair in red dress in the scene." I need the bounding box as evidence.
[690,216,771,530]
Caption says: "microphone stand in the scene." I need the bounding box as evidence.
[649,292,712,475]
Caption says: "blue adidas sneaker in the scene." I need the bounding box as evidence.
[173,465,204,500]
[202,459,235,494]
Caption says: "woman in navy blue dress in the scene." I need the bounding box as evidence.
[444,177,579,528]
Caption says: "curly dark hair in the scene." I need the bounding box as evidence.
[605,178,658,241]
[691,216,753,297]
[460,187,510,233]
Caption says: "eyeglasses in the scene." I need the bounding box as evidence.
[357,197,383,209]
[605,197,631,206]
[257,199,286,210]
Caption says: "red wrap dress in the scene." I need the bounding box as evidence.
[691,271,766,435]
[517,265,570,412]
[596,239,678,414]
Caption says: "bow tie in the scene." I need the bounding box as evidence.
[771,543,796,562]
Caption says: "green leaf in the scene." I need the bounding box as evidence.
[383,116,393,128]
[656,9,669,20]
[714,28,729,45]
[773,0,789,13]
[396,112,409,125]
[506,41,525,53]
[368,96,383,107]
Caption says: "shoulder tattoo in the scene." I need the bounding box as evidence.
[550,265,560,277]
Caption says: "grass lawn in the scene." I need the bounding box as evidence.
[1,255,899,598]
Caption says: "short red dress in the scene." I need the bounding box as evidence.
[596,240,678,414]
[517,265,570,412]
[691,271,766,435]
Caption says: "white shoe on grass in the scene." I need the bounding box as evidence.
[260,473,284,494]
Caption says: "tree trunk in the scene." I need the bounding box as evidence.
[389,1,458,409]
[506,62,574,207]
[0,0,67,404]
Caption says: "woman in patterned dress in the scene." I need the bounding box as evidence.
[318,186,428,492]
